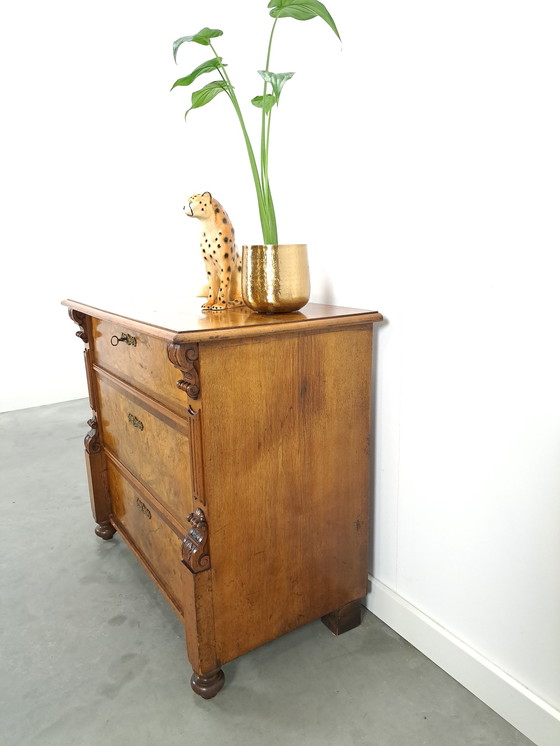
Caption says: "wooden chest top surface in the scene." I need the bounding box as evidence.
[62,297,382,343]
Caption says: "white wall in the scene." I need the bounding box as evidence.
[2,1,559,743]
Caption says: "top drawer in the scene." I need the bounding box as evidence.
[92,317,188,416]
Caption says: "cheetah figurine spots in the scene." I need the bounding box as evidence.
[184,192,243,311]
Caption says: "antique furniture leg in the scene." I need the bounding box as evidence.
[181,509,224,698]
[94,520,116,540]
[190,668,225,699]
[169,352,225,699]
[85,416,115,540]
[321,599,363,636]
[180,439,224,699]
[69,309,114,540]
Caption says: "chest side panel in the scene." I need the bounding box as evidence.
[199,325,374,663]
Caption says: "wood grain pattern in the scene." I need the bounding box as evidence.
[199,325,373,664]
[96,375,193,527]
[92,317,189,416]
[108,462,184,614]
[182,564,219,676]
[105,452,186,539]
[94,366,190,435]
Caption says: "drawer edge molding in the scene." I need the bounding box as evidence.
[105,450,188,538]
[94,364,191,436]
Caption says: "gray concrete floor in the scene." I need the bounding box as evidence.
[1,399,534,746]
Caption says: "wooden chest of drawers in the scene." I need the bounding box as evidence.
[64,298,382,697]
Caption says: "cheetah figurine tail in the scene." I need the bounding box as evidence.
[184,192,244,311]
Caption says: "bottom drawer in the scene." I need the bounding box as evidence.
[107,462,184,614]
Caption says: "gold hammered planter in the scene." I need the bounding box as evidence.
[242,244,310,314]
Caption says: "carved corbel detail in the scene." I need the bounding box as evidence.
[68,308,88,344]
[167,343,200,400]
[182,508,210,573]
[84,416,102,454]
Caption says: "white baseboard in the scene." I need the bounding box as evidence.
[365,577,560,746]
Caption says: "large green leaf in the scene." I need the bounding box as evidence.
[268,0,340,40]
[251,94,276,114]
[258,70,294,103]
[171,58,225,91]
[185,80,229,119]
[173,28,223,62]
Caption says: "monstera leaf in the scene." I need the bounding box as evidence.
[251,94,277,114]
[173,28,224,63]
[171,58,226,91]
[268,0,340,40]
[257,71,295,104]
[185,80,229,118]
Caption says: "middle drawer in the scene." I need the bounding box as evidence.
[97,375,193,526]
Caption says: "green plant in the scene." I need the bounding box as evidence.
[171,0,340,244]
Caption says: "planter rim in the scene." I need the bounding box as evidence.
[242,243,307,249]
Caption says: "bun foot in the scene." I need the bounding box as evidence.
[191,667,225,699]
[95,521,116,540]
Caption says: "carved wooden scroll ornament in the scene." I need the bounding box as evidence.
[167,343,200,400]
[68,309,88,344]
[182,509,210,573]
[84,416,102,454]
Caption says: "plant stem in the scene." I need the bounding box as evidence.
[259,19,279,243]
[209,42,276,242]
[261,19,278,191]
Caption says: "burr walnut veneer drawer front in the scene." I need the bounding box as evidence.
[97,376,193,526]
[107,462,184,614]
[92,317,188,416]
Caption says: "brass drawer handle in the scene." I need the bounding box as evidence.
[127,413,144,431]
[135,497,151,519]
[111,333,137,347]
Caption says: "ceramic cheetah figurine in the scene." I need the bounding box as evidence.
[184,192,243,311]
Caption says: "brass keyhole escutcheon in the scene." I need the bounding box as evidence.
[111,333,137,347]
